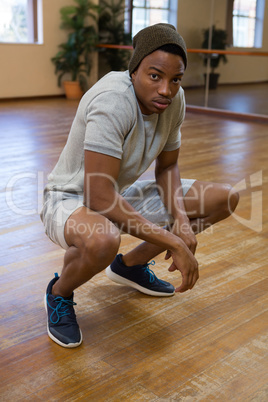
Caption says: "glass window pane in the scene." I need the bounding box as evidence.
[234,0,257,17]
[131,0,174,37]
[132,8,148,36]
[133,0,145,7]
[147,8,169,26]
[148,0,169,8]
[233,0,257,47]
[0,0,28,43]
[233,16,256,47]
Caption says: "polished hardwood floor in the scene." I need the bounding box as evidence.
[184,82,268,116]
[0,97,267,401]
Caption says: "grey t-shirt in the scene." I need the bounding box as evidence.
[45,70,185,195]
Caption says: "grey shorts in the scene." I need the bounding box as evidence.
[41,179,195,250]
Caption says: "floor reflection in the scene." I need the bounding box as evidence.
[184,82,268,115]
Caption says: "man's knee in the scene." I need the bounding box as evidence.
[220,184,239,217]
[87,227,120,259]
[81,225,121,272]
[228,186,239,213]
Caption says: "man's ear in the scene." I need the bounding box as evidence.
[131,70,137,82]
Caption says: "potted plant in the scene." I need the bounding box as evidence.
[98,0,132,74]
[202,25,228,89]
[51,0,99,99]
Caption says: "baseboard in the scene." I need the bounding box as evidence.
[186,105,268,123]
[0,94,66,102]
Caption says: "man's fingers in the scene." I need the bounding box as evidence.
[165,250,171,260]
[168,262,177,272]
[174,266,199,292]
[175,275,191,293]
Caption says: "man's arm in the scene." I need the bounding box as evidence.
[84,150,184,248]
[84,150,198,292]
[155,148,197,255]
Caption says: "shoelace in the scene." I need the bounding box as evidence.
[142,260,167,285]
[48,296,77,324]
[142,261,157,284]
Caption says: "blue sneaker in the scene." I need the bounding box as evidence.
[106,254,175,297]
[44,273,82,348]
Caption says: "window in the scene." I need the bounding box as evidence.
[125,0,177,37]
[232,0,265,47]
[0,0,43,44]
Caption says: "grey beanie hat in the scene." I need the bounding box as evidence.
[128,23,187,75]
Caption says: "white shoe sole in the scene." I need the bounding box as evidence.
[105,266,175,297]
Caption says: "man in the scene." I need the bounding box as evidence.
[41,23,239,348]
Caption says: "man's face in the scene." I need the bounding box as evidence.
[131,50,185,115]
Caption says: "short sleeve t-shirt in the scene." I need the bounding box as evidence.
[45,70,185,195]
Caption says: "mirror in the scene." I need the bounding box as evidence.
[178,0,268,117]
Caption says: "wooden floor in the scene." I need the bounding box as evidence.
[184,82,268,116]
[0,98,267,401]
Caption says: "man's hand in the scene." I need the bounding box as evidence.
[165,219,199,292]
[165,246,199,293]
[155,149,197,255]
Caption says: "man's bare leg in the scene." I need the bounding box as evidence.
[122,181,239,267]
[52,207,121,297]
[51,181,239,296]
